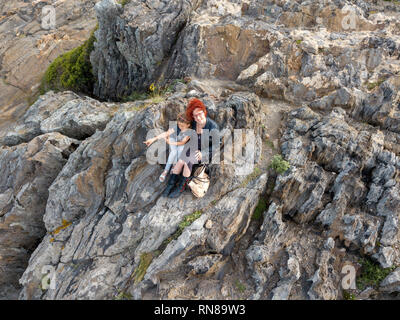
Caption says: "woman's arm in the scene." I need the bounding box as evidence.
[197,119,220,162]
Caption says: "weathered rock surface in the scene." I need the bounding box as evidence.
[0,0,97,131]
[91,0,400,117]
[0,132,79,299]
[1,0,400,300]
[91,0,275,100]
[380,267,400,293]
[245,103,400,299]
[166,0,271,82]
[91,0,203,100]
[234,0,400,143]
[17,87,270,299]
[283,106,400,262]
[1,91,118,146]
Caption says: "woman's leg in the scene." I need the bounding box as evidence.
[182,162,191,177]
[167,146,192,198]
[171,159,191,177]
[168,161,190,198]
[172,160,185,175]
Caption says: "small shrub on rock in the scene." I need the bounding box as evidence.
[269,154,290,174]
[40,26,97,95]
[356,258,397,290]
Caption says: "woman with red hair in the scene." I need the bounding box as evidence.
[163,98,220,198]
[185,98,208,122]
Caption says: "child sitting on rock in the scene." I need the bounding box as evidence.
[144,113,191,182]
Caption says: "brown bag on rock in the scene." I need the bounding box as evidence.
[188,165,210,198]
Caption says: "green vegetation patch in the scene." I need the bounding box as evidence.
[234,280,246,293]
[343,290,356,300]
[121,91,149,102]
[160,210,203,251]
[133,252,154,284]
[356,257,396,290]
[265,138,276,150]
[240,167,262,188]
[179,210,203,230]
[365,78,385,91]
[120,79,186,103]
[252,197,267,220]
[269,154,290,174]
[40,26,98,95]
[117,0,131,6]
[114,290,133,300]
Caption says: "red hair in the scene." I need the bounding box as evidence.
[186,98,207,121]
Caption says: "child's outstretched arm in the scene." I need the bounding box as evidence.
[167,136,190,146]
[144,128,175,146]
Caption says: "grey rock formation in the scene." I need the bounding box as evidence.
[280,106,400,262]
[1,0,400,301]
[380,268,400,293]
[89,0,400,123]
[245,102,400,299]
[236,0,400,122]
[90,0,274,100]
[308,238,339,300]
[91,0,202,100]
[0,132,79,299]
[18,88,269,300]
[270,254,300,300]
[0,0,97,134]
[1,91,118,146]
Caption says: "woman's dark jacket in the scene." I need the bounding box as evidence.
[191,118,220,164]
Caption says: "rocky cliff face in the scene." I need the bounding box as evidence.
[1,0,400,300]
[0,132,79,299]
[91,0,203,100]
[16,85,273,299]
[0,0,97,135]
